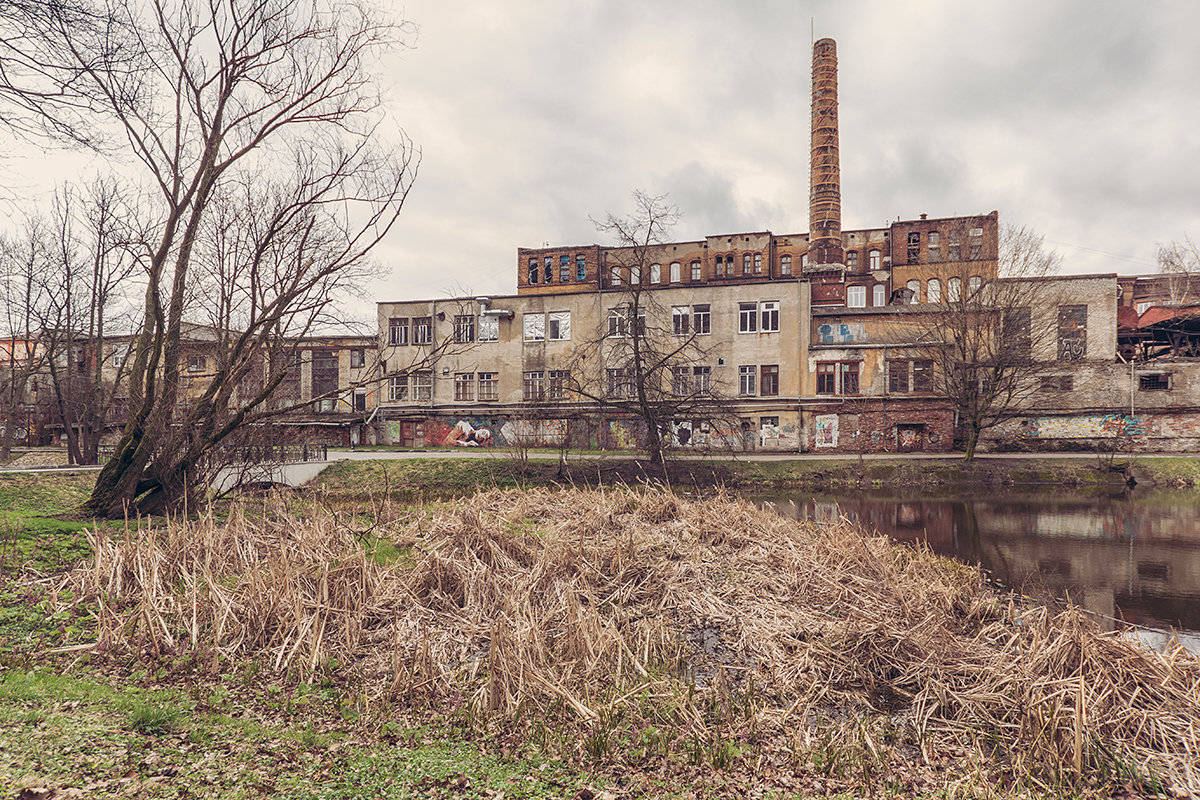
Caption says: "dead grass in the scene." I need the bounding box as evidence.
[54,487,1200,794]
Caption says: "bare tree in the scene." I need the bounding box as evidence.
[0,0,418,515]
[0,216,54,458]
[1157,236,1200,306]
[897,225,1062,460]
[566,192,737,464]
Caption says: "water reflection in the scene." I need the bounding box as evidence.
[757,492,1200,638]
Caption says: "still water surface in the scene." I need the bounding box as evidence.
[752,489,1200,645]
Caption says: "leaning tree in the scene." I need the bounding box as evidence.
[1,0,419,515]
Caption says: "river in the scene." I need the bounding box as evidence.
[753,488,1200,648]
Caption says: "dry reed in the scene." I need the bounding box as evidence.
[59,487,1200,793]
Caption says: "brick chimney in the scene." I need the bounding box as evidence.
[808,37,844,268]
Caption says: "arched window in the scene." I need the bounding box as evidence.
[743,253,752,274]
[948,277,962,302]
[630,265,640,284]
[968,275,982,296]
[869,249,881,270]
[927,278,941,303]
[611,266,621,287]
[669,261,680,283]
[781,254,792,275]
[714,256,724,277]
[753,253,763,274]
[528,258,539,284]
[906,279,921,304]
[801,253,809,269]
[873,284,886,307]
[690,260,701,281]
[649,263,661,284]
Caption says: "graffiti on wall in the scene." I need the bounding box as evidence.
[500,419,567,447]
[816,322,867,345]
[1021,414,1145,439]
[814,414,838,447]
[443,420,493,446]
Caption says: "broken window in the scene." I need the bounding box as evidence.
[454,315,475,343]
[310,350,338,412]
[968,227,983,260]
[528,258,539,284]
[927,278,941,303]
[907,231,921,262]
[928,232,941,261]
[544,256,553,283]
[548,311,570,340]
[888,360,910,393]
[754,253,763,274]
[1004,307,1031,359]
[906,279,921,303]
[523,313,545,342]
[671,366,691,396]
[548,370,571,399]
[559,255,570,282]
[606,367,633,398]
[387,375,407,402]
[912,360,933,392]
[388,317,409,346]
[478,314,499,342]
[1139,373,1171,391]
[947,277,962,302]
[576,254,587,280]
[743,253,752,274]
[947,231,962,261]
[693,365,712,394]
[412,317,433,345]
[1057,305,1087,361]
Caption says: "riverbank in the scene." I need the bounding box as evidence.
[6,484,1198,798]
[310,453,1200,497]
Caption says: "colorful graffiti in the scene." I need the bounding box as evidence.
[500,419,567,447]
[1021,414,1145,439]
[443,420,493,446]
[816,322,867,345]
[814,414,839,447]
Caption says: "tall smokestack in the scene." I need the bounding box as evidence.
[809,37,843,268]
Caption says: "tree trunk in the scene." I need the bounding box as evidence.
[962,426,980,461]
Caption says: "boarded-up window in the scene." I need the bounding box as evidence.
[1057,305,1087,361]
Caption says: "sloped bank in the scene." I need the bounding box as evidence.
[63,487,1200,796]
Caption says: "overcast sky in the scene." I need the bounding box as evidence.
[8,1,1200,318]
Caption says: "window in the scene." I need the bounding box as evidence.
[1058,305,1087,361]
[607,306,645,337]
[948,231,962,261]
[478,372,498,401]
[671,366,691,396]
[948,277,962,302]
[576,254,587,280]
[693,365,712,394]
[528,258,539,284]
[738,302,758,333]
[906,279,921,304]
[714,256,725,277]
[801,253,809,269]
[873,284,886,307]
[1139,373,1171,391]
[523,370,545,401]
[839,362,860,394]
[692,304,711,334]
[761,301,780,332]
[1040,375,1074,392]
[413,317,432,345]
[559,254,570,282]
[690,260,701,281]
[606,368,633,398]
[454,372,474,401]
[548,370,571,399]
[611,266,621,287]
[743,253,752,274]
[630,265,640,285]
[187,354,206,372]
[760,364,779,396]
[353,387,367,412]
[350,348,365,368]
[928,232,941,262]
[672,306,690,336]
[847,285,866,308]
[548,311,570,341]
[1136,301,1153,315]
[817,361,860,395]
[739,365,757,395]
[544,256,553,283]
[869,249,881,270]
[387,375,407,402]
[968,227,983,260]
[478,315,499,342]
[913,359,933,392]
[311,350,338,412]
[413,372,432,401]
[523,313,545,342]
[846,251,858,270]
[754,253,763,274]
[669,261,680,283]
[968,276,982,296]
[888,360,910,393]
[388,317,409,346]
[907,232,921,262]
[650,263,661,284]
[454,314,475,343]
[1004,307,1031,358]
[927,278,941,303]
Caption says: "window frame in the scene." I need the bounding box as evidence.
[548,310,570,341]
[846,285,866,308]
[760,300,780,332]
[760,364,779,396]
[477,372,499,401]
[454,372,475,402]
[388,317,409,346]
[523,312,545,342]
[454,314,475,343]
[738,302,758,334]
[412,317,433,345]
[738,364,757,395]
[692,304,711,335]
[523,370,546,402]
